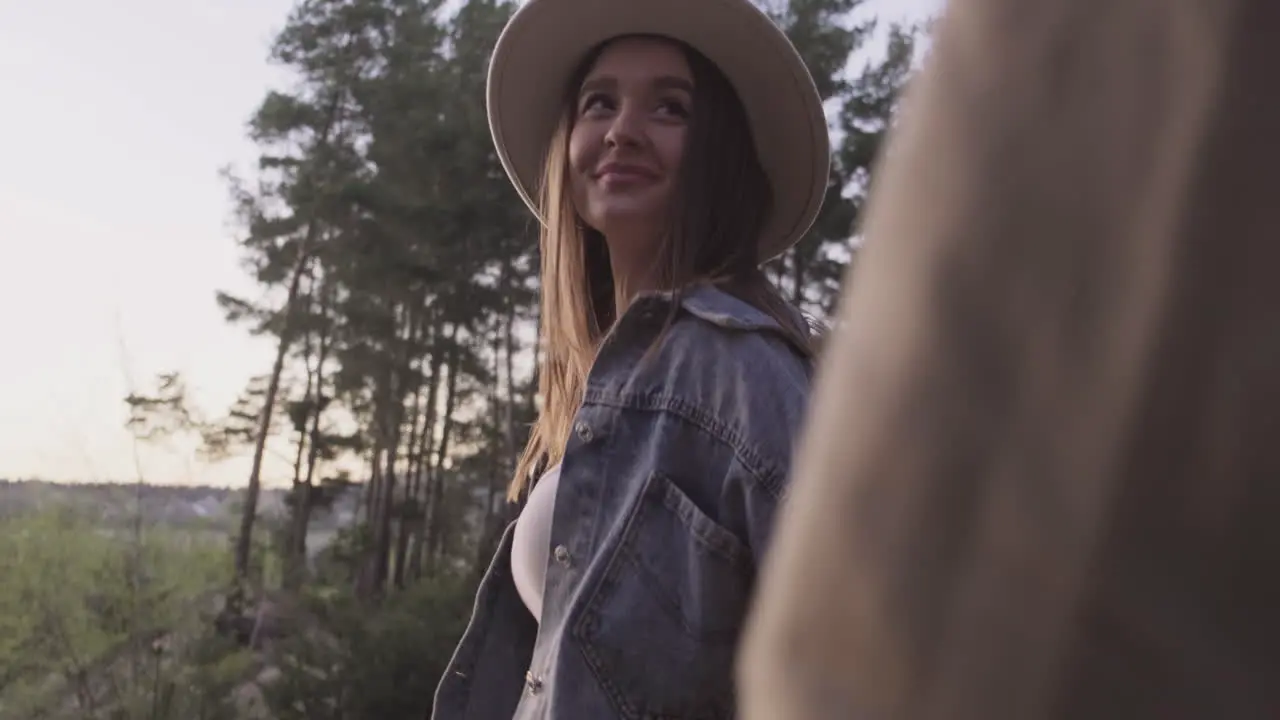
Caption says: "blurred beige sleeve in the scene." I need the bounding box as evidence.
[739,0,1280,718]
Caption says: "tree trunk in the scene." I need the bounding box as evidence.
[791,245,808,306]
[283,277,317,590]
[293,279,332,579]
[232,90,342,584]
[352,444,384,593]
[235,244,313,582]
[504,299,517,469]
[393,309,430,588]
[361,302,415,597]
[425,340,462,571]
[359,376,394,597]
[479,325,504,561]
[392,380,423,589]
[477,285,519,568]
[410,324,448,580]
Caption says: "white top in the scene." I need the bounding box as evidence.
[511,462,561,622]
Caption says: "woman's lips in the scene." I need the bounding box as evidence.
[595,163,657,187]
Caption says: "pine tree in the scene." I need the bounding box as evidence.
[764,0,921,317]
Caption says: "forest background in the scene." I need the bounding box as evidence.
[0,0,930,716]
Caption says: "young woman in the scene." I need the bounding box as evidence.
[433,0,829,717]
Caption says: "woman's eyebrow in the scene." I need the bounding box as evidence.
[652,76,694,93]
[578,75,694,95]
[579,76,615,95]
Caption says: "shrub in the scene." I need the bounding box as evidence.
[262,574,475,720]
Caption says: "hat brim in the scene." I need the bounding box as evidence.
[486,0,830,261]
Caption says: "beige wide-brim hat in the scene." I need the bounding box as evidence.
[485,0,831,261]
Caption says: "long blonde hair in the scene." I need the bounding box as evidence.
[507,36,818,500]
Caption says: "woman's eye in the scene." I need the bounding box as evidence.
[657,99,690,118]
[579,92,612,115]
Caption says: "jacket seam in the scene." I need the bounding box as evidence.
[580,387,786,500]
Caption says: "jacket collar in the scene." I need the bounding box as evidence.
[629,282,802,336]
[678,283,788,333]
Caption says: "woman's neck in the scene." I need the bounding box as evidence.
[610,266,663,319]
[606,232,664,319]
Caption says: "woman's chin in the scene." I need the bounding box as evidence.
[590,202,665,231]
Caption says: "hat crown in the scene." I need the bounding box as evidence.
[486,0,830,260]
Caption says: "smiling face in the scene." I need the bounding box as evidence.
[568,36,693,254]
[514,34,808,501]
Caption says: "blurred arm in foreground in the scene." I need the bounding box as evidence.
[740,0,1280,718]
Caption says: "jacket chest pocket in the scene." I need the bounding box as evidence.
[572,471,752,720]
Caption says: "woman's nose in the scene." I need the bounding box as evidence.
[604,104,643,148]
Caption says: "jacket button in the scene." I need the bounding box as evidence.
[575,422,593,442]
[525,671,544,695]
[553,544,571,566]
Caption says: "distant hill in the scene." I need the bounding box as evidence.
[0,479,357,533]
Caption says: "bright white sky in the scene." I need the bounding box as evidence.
[0,0,942,488]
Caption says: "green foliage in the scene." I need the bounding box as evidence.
[0,510,230,718]
[14,0,925,717]
[124,373,196,443]
[95,634,258,720]
[164,635,260,720]
[261,575,474,720]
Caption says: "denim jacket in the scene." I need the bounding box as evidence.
[432,283,813,720]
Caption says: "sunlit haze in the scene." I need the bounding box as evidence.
[0,0,942,487]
